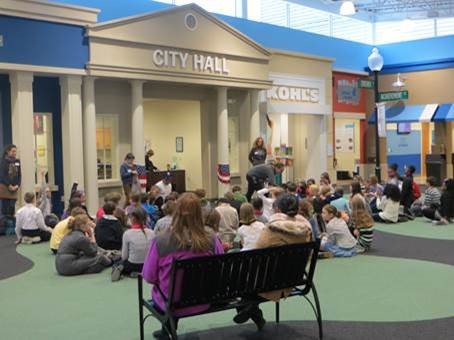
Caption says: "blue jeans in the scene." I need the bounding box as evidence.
[323,242,357,257]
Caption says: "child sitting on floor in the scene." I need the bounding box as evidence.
[321,204,357,257]
[15,192,53,244]
[257,186,284,221]
[373,184,400,223]
[111,208,154,281]
[237,203,266,251]
[350,195,374,253]
[422,178,454,225]
[251,197,267,224]
[95,201,124,251]
[154,200,176,235]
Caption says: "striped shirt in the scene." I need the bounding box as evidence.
[424,187,441,207]
[357,227,374,250]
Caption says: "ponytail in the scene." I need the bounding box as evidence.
[322,204,341,218]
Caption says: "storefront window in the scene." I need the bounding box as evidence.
[96,116,119,181]
[33,113,54,186]
[228,116,240,174]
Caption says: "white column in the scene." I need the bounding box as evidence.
[280,113,289,182]
[130,80,145,162]
[83,77,98,216]
[217,87,230,196]
[250,89,260,146]
[10,71,35,197]
[60,75,84,202]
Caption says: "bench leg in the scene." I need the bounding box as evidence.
[312,284,323,340]
[138,277,145,340]
[168,317,178,340]
[275,302,280,324]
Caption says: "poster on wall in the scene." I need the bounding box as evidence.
[337,79,360,105]
[335,124,355,153]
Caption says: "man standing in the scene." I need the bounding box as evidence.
[245,162,285,201]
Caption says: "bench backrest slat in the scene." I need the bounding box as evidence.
[167,241,319,309]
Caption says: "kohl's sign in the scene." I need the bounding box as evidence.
[267,85,320,104]
[152,49,230,75]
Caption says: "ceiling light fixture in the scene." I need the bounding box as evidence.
[340,1,356,16]
[392,73,406,88]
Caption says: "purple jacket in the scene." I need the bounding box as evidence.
[141,231,224,316]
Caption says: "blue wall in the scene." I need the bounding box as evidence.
[387,129,421,174]
[0,15,88,69]
[48,0,454,73]
[33,77,64,215]
[0,74,12,151]
[380,35,454,73]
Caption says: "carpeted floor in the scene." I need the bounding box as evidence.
[2,218,454,339]
[0,235,33,280]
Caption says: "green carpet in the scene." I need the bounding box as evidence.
[375,218,454,240]
[2,243,454,340]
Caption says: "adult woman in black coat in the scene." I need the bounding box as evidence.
[0,144,21,217]
[248,137,267,166]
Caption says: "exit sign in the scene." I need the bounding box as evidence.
[358,79,374,88]
[379,90,409,102]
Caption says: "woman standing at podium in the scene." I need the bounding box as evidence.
[145,150,158,192]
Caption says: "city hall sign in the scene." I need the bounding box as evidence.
[152,49,230,75]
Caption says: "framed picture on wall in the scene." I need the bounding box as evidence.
[176,137,183,153]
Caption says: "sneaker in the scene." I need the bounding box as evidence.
[152,329,170,339]
[355,245,366,254]
[129,271,139,278]
[318,251,334,259]
[250,308,266,331]
[433,219,449,226]
[21,236,33,245]
[111,264,123,282]
[31,236,41,244]
[234,304,258,324]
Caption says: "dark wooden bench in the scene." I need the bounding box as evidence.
[138,240,322,339]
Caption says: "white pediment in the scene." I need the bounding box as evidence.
[87,4,270,61]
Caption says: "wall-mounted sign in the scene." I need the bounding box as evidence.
[379,90,409,102]
[265,73,330,115]
[337,79,360,105]
[358,79,374,89]
[377,102,387,138]
[152,49,230,75]
[267,85,319,103]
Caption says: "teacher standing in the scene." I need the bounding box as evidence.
[248,137,267,166]
[120,153,137,207]
[145,149,158,192]
[0,144,21,217]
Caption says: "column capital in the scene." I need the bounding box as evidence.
[59,74,82,87]
[9,71,34,86]
[130,79,146,88]
[83,76,97,85]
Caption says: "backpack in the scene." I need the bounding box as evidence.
[412,181,421,200]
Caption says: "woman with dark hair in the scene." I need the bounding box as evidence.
[0,144,21,217]
[233,194,312,328]
[423,178,454,225]
[120,153,137,208]
[248,137,267,166]
[373,184,400,223]
[111,208,154,281]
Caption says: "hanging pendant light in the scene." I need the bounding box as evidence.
[340,1,356,16]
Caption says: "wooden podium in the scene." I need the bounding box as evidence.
[148,170,186,193]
